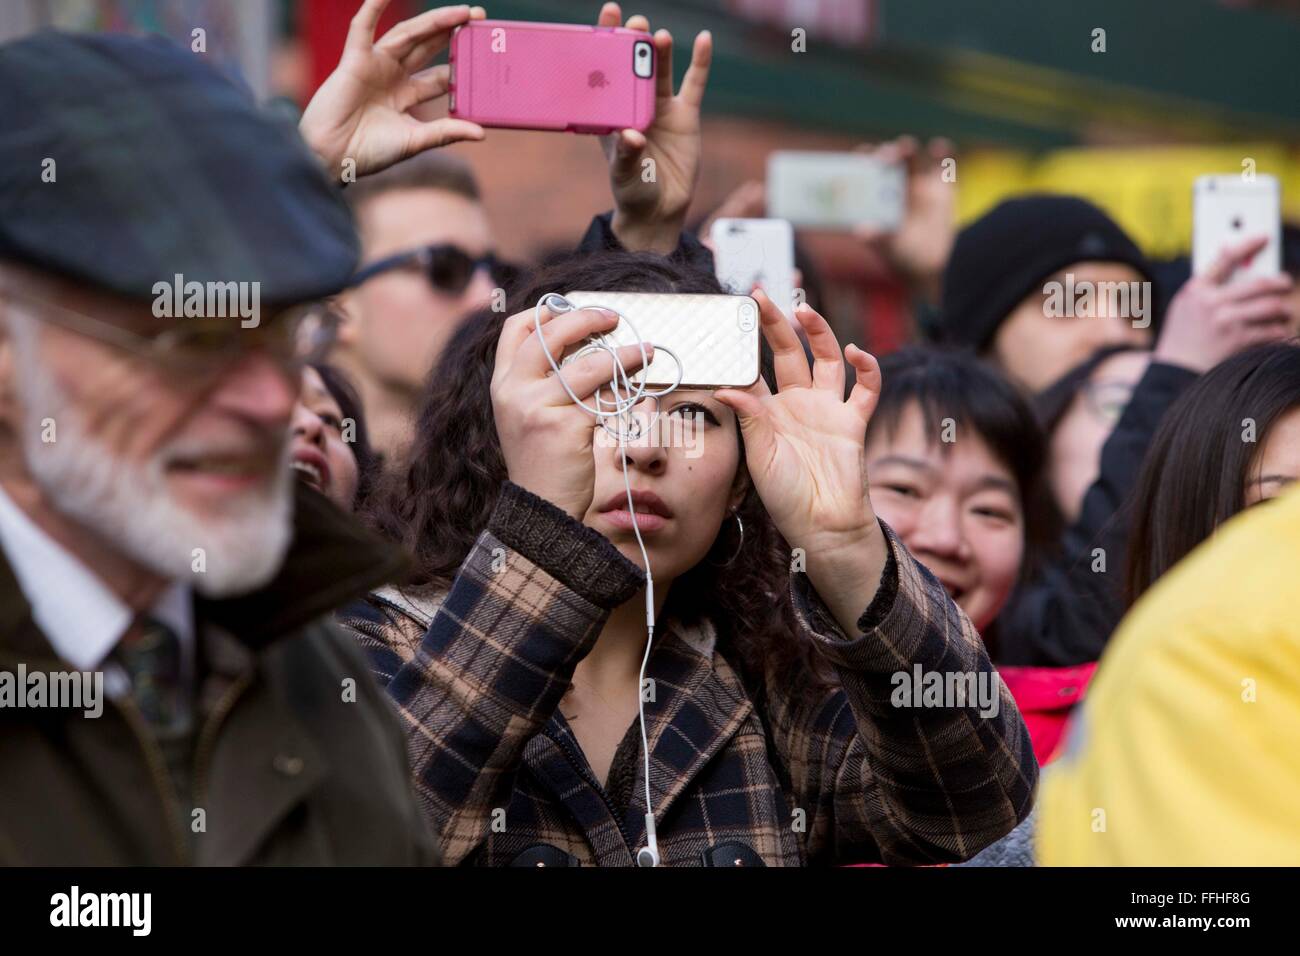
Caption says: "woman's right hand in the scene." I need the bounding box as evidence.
[298,0,487,182]
[491,304,653,519]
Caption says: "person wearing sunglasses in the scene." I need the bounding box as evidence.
[328,153,504,465]
[0,30,435,865]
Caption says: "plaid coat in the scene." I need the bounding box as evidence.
[341,482,1037,867]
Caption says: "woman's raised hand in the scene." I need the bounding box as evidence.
[300,1,487,183]
[715,292,890,629]
[595,3,712,255]
[491,304,652,520]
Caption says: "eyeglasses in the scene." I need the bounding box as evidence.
[0,288,341,373]
[1082,380,1136,426]
[348,243,502,296]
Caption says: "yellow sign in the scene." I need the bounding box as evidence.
[958,145,1300,259]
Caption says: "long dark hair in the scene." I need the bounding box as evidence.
[1125,342,1300,607]
[364,250,817,688]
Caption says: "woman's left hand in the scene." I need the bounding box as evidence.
[595,3,711,255]
[716,292,890,629]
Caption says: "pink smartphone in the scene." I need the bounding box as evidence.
[448,20,655,134]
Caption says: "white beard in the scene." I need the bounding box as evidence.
[10,319,294,598]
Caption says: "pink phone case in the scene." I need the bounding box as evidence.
[449,20,655,134]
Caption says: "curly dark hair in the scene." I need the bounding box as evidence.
[364,249,829,689]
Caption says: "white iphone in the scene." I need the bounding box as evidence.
[561,291,761,389]
[1192,174,1281,281]
[710,217,797,321]
[767,150,906,231]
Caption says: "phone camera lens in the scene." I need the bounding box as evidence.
[633,41,654,78]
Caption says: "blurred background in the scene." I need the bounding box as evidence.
[4,0,1298,351]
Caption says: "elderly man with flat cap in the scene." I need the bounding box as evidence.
[0,3,487,865]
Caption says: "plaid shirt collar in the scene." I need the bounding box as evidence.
[532,619,756,852]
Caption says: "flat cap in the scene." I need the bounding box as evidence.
[0,30,358,304]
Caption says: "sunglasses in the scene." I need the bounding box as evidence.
[348,243,503,296]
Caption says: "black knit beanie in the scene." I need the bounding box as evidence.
[938,195,1155,351]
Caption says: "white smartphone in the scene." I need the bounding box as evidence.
[1192,174,1281,281]
[561,291,761,389]
[710,217,797,320]
[767,150,906,231]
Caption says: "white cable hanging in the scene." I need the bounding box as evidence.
[532,291,683,867]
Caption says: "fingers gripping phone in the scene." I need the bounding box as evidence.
[560,291,761,389]
[1192,174,1282,282]
[448,20,655,134]
[767,150,906,231]
[710,217,797,321]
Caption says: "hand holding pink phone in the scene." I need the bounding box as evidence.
[449,19,656,134]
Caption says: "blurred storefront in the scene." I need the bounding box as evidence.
[4,0,1299,349]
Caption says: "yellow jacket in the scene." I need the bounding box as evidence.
[1039,485,1300,865]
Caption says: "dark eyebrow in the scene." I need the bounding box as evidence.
[872,455,1018,497]
[974,475,1020,496]
[868,454,935,474]
[1255,474,1296,486]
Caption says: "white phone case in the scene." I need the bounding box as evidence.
[561,291,761,389]
[767,150,906,230]
[710,218,797,321]
[1192,174,1281,281]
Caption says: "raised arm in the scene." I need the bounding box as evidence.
[716,291,1036,863]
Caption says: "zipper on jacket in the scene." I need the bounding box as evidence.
[192,670,255,814]
[111,697,192,865]
[551,728,637,856]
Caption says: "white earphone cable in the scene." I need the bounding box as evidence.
[533,292,681,866]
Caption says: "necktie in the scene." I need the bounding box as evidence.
[115,614,189,734]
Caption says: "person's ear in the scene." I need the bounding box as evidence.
[333,290,361,349]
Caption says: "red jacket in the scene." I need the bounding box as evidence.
[998,663,1097,765]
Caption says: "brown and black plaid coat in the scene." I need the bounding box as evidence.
[341,482,1037,867]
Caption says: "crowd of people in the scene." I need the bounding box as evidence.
[2,0,1298,866]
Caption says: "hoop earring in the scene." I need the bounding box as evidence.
[713,510,745,567]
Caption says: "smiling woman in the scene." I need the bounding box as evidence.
[866,347,1047,637]
[862,348,1096,767]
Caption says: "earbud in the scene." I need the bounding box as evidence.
[636,815,660,867]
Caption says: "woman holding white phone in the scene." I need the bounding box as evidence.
[342,251,1035,867]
